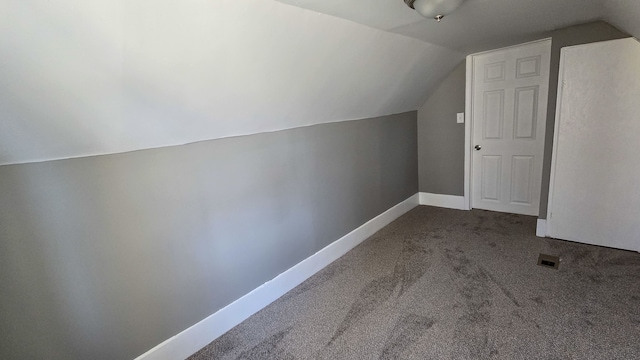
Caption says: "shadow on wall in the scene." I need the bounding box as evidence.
[0,112,418,359]
[417,60,466,196]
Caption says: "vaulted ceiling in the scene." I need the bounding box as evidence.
[0,0,637,165]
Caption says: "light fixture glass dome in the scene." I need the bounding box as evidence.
[411,0,464,21]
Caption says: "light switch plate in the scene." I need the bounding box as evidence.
[457,112,465,124]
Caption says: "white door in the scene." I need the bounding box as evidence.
[471,39,551,216]
[547,38,640,252]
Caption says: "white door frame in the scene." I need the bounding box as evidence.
[463,38,552,211]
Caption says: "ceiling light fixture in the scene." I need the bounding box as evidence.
[404,0,465,22]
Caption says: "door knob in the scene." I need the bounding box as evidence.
[474,145,482,151]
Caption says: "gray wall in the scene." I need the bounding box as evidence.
[418,61,466,195]
[417,21,628,217]
[0,113,418,360]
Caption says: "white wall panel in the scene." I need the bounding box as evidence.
[547,38,640,251]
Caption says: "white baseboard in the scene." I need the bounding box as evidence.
[419,192,466,210]
[536,219,547,238]
[134,193,419,360]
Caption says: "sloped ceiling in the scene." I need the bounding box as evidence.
[1,0,638,165]
[0,0,462,165]
[276,0,640,53]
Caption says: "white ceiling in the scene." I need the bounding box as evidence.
[275,0,639,53]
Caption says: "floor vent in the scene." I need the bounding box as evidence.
[537,254,560,269]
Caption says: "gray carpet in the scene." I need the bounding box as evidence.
[189,206,640,359]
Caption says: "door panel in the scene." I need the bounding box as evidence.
[471,39,551,216]
[484,61,506,82]
[481,156,502,201]
[483,90,504,139]
[510,156,533,205]
[516,56,541,78]
[514,86,538,139]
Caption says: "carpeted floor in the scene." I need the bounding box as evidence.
[189,206,640,359]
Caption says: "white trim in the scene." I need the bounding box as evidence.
[536,219,547,238]
[464,56,473,211]
[419,192,466,210]
[134,193,419,360]
[464,38,552,214]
